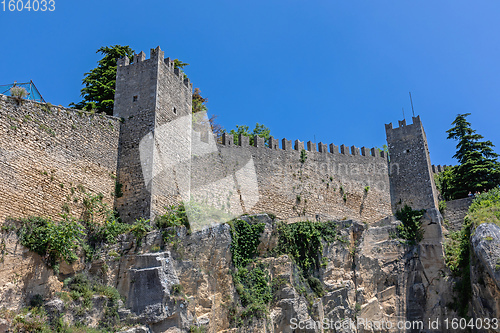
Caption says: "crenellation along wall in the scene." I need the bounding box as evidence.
[189,130,392,223]
[431,164,453,174]
[255,133,388,158]
[0,95,121,223]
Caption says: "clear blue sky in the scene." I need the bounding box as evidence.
[1,0,499,166]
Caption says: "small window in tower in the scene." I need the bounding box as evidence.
[173,107,177,115]
[133,95,138,102]
[406,149,410,153]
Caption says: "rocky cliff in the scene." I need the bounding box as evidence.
[0,212,499,333]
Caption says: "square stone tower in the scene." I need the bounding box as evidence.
[114,46,193,223]
[385,116,439,212]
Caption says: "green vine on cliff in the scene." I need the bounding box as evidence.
[274,220,340,297]
[228,219,271,321]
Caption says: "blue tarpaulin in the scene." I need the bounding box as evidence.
[0,80,45,103]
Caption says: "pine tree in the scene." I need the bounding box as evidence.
[440,113,500,199]
[71,45,135,115]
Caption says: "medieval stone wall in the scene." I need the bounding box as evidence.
[0,95,120,223]
[0,95,120,222]
[442,197,473,232]
[188,130,392,225]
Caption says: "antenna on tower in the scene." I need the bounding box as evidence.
[409,92,415,117]
[402,107,405,120]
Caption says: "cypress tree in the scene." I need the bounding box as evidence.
[441,113,500,199]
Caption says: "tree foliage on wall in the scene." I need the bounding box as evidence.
[72,45,213,119]
[437,113,500,200]
[71,45,134,115]
[228,123,271,146]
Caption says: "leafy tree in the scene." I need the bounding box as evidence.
[438,113,500,200]
[71,45,134,115]
[192,87,207,113]
[229,123,271,146]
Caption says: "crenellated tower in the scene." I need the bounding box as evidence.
[114,46,193,222]
[385,116,439,212]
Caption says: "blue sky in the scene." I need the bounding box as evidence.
[1,0,499,165]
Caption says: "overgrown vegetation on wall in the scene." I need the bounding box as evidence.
[395,205,425,245]
[227,217,345,325]
[274,220,339,275]
[443,217,472,318]
[8,194,191,272]
[229,218,270,321]
[274,220,344,298]
[227,123,271,146]
[467,186,500,228]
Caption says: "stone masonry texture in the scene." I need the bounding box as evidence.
[0,95,120,223]
[442,197,473,232]
[386,116,439,212]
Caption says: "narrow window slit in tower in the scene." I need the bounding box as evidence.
[173,107,177,114]
[133,95,138,102]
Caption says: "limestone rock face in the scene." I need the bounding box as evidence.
[0,230,62,311]
[471,223,500,326]
[2,214,500,332]
[472,223,500,290]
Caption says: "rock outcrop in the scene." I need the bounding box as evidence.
[471,223,500,328]
[1,214,499,332]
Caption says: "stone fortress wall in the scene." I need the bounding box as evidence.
[386,117,440,212]
[0,95,121,223]
[442,197,473,232]
[199,132,392,223]
[0,46,445,227]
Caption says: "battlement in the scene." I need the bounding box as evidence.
[218,133,386,158]
[116,46,192,90]
[431,164,452,174]
[385,115,422,134]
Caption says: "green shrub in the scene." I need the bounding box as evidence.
[275,220,340,274]
[233,263,272,314]
[171,284,184,295]
[12,307,51,333]
[307,276,325,297]
[444,218,473,317]
[439,200,447,215]
[229,219,270,320]
[62,273,121,331]
[275,221,321,273]
[129,218,152,247]
[467,186,500,228]
[395,205,425,245]
[155,203,190,230]
[300,149,307,163]
[17,216,83,267]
